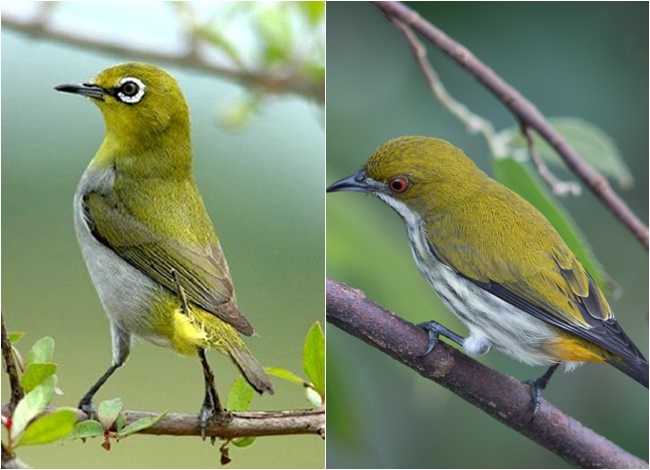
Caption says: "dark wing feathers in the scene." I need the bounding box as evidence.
[83,192,254,336]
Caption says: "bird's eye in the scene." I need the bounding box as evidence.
[115,77,146,104]
[389,178,408,193]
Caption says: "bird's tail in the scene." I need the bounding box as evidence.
[606,355,649,388]
[229,344,274,395]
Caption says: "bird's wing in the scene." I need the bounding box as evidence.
[425,212,645,362]
[82,191,254,336]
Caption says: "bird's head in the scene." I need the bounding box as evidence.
[55,62,190,152]
[327,136,484,217]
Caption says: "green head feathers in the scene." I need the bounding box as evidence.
[56,63,191,164]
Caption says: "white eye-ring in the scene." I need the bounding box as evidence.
[116,77,146,104]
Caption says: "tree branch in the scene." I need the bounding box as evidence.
[0,404,324,440]
[373,1,648,250]
[1,315,24,412]
[326,277,647,469]
[1,11,324,103]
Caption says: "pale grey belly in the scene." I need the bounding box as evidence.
[73,192,169,347]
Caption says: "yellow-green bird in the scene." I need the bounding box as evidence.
[327,136,647,413]
[55,63,273,429]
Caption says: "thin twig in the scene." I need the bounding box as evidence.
[373,1,648,250]
[1,315,24,412]
[391,15,583,198]
[389,18,498,150]
[1,12,324,103]
[326,278,647,469]
[520,123,582,196]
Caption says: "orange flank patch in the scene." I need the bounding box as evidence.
[551,335,606,363]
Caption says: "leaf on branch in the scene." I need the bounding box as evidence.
[116,412,167,438]
[9,331,25,344]
[503,117,633,189]
[26,336,55,365]
[492,156,608,290]
[227,376,255,411]
[265,366,307,386]
[303,322,325,400]
[21,362,57,393]
[11,375,56,440]
[96,398,123,430]
[15,408,77,447]
[69,420,105,440]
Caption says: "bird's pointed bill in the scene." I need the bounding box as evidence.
[327,171,372,193]
[55,83,106,100]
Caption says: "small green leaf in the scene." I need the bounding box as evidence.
[227,376,255,411]
[115,414,126,432]
[232,436,256,448]
[9,332,25,344]
[492,157,607,289]
[116,412,167,438]
[296,1,325,25]
[265,367,307,386]
[69,420,105,440]
[26,337,54,365]
[21,363,57,393]
[97,398,123,430]
[303,322,325,398]
[255,3,292,65]
[15,408,77,447]
[11,376,56,439]
[504,117,633,188]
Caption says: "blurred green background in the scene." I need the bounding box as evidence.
[326,2,648,469]
[2,2,324,468]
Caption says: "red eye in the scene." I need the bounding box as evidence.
[389,178,408,193]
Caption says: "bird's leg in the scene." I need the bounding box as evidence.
[523,363,560,417]
[417,320,466,357]
[198,348,231,442]
[78,362,123,417]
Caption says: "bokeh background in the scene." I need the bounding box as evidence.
[326,2,648,468]
[2,2,324,468]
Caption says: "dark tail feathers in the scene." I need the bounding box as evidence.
[606,355,649,388]
[229,345,274,394]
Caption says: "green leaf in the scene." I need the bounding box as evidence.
[115,414,126,432]
[96,398,123,430]
[232,436,256,448]
[21,362,57,393]
[227,376,255,411]
[303,322,325,398]
[69,420,105,440]
[116,412,167,438]
[26,337,54,365]
[15,408,77,447]
[296,1,325,25]
[492,157,607,289]
[11,376,56,439]
[9,332,25,344]
[503,117,633,188]
[255,3,292,65]
[265,367,307,386]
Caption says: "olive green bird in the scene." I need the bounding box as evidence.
[328,136,647,413]
[55,63,273,430]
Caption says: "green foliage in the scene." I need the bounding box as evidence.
[501,117,633,188]
[303,321,325,400]
[492,156,608,290]
[70,398,167,450]
[3,336,76,453]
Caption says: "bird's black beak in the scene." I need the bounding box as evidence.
[54,83,106,100]
[327,171,371,193]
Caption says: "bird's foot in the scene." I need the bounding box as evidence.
[78,397,97,420]
[417,321,466,357]
[199,402,233,444]
[522,364,560,419]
